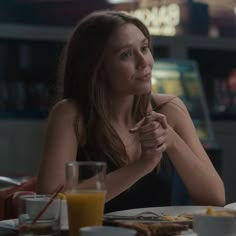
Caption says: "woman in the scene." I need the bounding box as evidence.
[37,10,225,212]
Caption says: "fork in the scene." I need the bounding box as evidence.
[104,211,164,221]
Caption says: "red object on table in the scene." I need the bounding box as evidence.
[0,176,36,220]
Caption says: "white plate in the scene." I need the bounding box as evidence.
[105,205,225,220]
[0,218,197,235]
[105,206,214,235]
[224,202,236,210]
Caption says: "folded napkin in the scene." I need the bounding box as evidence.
[0,219,18,230]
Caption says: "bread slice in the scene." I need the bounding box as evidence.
[148,223,189,236]
[103,220,189,236]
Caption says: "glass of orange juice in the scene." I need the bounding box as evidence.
[64,161,106,236]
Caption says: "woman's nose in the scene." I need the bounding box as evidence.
[136,52,147,69]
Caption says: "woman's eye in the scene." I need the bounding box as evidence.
[141,45,149,53]
[120,50,132,60]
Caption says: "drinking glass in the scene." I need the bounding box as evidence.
[18,194,61,236]
[64,161,106,236]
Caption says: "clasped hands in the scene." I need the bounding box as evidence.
[129,111,173,165]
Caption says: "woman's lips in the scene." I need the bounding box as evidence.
[136,73,151,81]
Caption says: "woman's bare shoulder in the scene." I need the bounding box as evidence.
[151,94,189,126]
[152,93,188,112]
[152,94,178,107]
[48,99,79,122]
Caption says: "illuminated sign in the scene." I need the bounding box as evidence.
[124,3,180,36]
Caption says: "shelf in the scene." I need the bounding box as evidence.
[0,23,72,42]
[1,23,236,51]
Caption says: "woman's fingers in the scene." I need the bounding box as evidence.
[129,111,168,163]
[142,142,166,155]
[140,139,163,148]
[149,111,168,129]
[138,120,161,134]
[129,116,146,133]
[140,133,167,148]
[129,111,167,133]
[140,133,166,145]
[155,143,166,152]
[139,128,166,141]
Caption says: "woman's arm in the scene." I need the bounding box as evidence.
[154,95,225,206]
[105,156,160,201]
[37,100,79,193]
[36,100,161,198]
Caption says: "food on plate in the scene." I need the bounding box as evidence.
[104,220,189,236]
[205,207,236,217]
[159,215,192,222]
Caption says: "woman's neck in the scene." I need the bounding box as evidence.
[108,95,135,128]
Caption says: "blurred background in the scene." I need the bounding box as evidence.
[0,0,236,203]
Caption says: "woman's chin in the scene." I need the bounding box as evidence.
[134,84,152,94]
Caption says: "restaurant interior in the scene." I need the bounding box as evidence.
[0,0,236,211]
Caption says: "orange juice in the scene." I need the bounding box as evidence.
[65,190,106,236]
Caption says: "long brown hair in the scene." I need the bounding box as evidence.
[57,10,151,168]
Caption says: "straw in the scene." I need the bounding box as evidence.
[32,185,64,224]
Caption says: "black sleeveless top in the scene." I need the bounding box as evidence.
[76,98,176,213]
[77,146,173,213]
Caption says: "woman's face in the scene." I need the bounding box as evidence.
[103,23,154,96]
